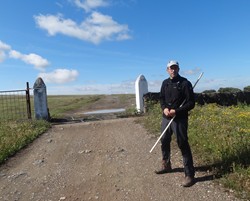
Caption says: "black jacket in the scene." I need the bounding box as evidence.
[160,74,195,119]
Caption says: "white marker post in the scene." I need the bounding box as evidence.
[135,74,148,113]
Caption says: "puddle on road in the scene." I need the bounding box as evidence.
[83,108,126,115]
[51,108,127,124]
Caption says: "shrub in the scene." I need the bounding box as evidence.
[202,89,216,93]
[218,87,242,93]
[243,86,250,92]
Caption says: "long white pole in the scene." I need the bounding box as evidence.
[149,72,204,153]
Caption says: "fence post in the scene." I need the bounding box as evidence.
[26,82,32,119]
[33,77,50,120]
[135,74,148,113]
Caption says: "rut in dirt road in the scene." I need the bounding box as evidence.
[0,118,240,201]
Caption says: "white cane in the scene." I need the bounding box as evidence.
[149,72,204,153]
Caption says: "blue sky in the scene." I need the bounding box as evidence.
[0,0,249,95]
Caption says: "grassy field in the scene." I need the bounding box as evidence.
[189,104,250,199]
[0,95,249,199]
[47,95,103,118]
[143,102,250,200]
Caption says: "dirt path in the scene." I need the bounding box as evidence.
[0,117,240,201]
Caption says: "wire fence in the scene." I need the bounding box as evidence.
[0,83,33,120]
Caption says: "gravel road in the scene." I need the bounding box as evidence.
[0,117,241,201]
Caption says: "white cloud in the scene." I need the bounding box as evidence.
[182,67,201,76]
[0,51,6,62]
[56,2,63,8]
[45,79,136,95]
[74,0,108,12]
[34,11,131,44]
[38,69,79,84]
[0,40,11,50]
[0,40,78,85]
[9,50,49,70]
[0,40,11,62]
[148,80,162,92]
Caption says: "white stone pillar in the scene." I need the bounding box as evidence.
[33,77,49,120]
[135,74,148,113]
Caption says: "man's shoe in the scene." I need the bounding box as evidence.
[155,161,172,174]
[182,176,195,187]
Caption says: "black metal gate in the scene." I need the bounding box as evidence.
[0,82,32,120]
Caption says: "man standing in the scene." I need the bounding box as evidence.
[155,60,195,187]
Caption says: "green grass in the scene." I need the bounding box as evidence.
[143,103,250,200]
[189,104,250,199]
[0,120,50,164]
[189,104,250,168]
[47,95,102,118]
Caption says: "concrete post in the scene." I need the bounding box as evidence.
[33,77,49,120]
[135,74,148,113]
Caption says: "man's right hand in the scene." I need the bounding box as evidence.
[163,108,175,118]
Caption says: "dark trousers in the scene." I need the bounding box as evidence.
[161,117,195,177]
